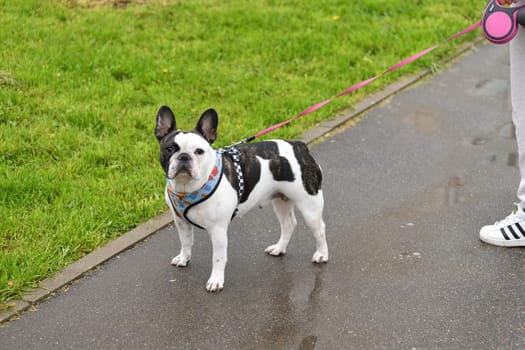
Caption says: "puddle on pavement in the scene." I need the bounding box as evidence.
[508,153,518,167]
[463,123,514,148]
[475,78,509,98]
[299,335,317,350]
[464,122,516,168]
[499,122,516,140]
[446,176,464,206]
[468,136,488,146]
[479,153,497,166]
[246,268,325,349]
[401,107,441,134]
[424,176,465,208]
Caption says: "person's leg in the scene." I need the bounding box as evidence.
[479,17,525,246]
[511,15,525,207]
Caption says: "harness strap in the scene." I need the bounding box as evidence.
[218,147,244,219]
[219,147,244,200]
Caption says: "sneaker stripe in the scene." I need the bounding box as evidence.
[516,222,525,235]
[500,228,511,240]
[508,225,521,239]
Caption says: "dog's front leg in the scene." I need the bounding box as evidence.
[171,218,193,267]
[206,226,228,292]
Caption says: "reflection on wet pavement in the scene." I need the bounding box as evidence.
[250,267,324,349]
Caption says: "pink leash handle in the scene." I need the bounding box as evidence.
[250,22,481,141]
[482,0,525,44]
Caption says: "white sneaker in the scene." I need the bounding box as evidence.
[480,203,525,247]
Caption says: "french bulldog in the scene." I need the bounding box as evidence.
[155,105,328,292]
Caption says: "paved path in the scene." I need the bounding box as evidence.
[2,43,525,349]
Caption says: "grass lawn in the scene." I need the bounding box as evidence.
[0,0,486,304]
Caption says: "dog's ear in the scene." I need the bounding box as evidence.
[155,106,177,142]
[195,108,218,144]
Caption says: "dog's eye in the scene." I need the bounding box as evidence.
[167,144,179,155]
[195,148,205,156]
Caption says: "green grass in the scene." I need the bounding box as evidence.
[0,0,486,303]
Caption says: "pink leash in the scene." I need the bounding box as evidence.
[229,21,482,146]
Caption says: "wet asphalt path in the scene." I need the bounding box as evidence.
[3,43,525,349]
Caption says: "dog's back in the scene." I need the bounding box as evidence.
[222,140,322,206]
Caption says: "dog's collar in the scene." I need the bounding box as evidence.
[166,152,223,230]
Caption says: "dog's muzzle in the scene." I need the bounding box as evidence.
[170,153,194,179]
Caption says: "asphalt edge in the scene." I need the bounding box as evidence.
[0,39,484,324]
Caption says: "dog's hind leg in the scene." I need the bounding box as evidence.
[265,196,297,256]
[295,192,328,263]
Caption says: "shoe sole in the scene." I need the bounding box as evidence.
[480,235,525,247]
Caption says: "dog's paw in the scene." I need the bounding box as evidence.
[171,254,190,267]
[312,251,328,264]
[206,278,224,293]
[265,244,286,256]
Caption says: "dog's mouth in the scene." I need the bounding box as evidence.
[171,163,194,180]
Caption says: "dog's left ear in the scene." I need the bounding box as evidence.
[196,108,218,144]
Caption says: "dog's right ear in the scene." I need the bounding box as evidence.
[155,106,177,142]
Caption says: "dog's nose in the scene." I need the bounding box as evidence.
[177,153,191,162]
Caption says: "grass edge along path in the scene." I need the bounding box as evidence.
[0,0,487,305]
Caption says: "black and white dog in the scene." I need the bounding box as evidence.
[155,106,328,292]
